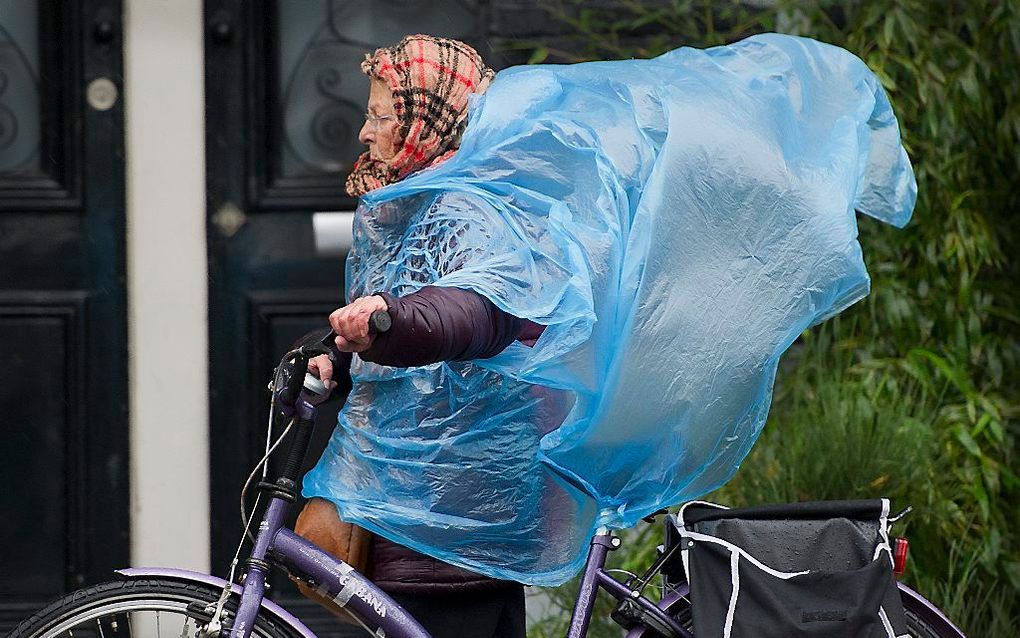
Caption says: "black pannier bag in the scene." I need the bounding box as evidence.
[672,499,910,637]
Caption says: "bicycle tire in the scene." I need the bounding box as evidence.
[631,587,961,637]
[8,577,304,638]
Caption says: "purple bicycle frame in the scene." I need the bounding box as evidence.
[220,344,687,637]
[227,495,690,638]
[223,492,966,638]
[211,344,962,637]
[220,492,967,638]
[230,497,428,637]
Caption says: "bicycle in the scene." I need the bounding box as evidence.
[10,317,966,638]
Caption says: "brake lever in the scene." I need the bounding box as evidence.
[298,343,331,358]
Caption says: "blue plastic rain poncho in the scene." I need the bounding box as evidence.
[304,33,916,585]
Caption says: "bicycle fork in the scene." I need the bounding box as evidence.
[567,530,691,638]
[221,497,289,638]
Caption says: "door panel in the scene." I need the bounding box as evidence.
[0,1,127,632]
[205,1,488,632]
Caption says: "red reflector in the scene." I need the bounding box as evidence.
[893,537,909,577]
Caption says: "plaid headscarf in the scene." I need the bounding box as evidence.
[345,35,495,197]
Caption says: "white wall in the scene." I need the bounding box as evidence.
[124,0,209,570]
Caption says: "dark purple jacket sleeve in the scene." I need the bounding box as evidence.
[359,286,523,368]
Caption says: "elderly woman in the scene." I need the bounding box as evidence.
[296,26,918,638]
[300,35,534,637]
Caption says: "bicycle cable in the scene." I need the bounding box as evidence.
[605,568,640,581]
[239,418,294,544]
[241,357,307,544]
[603,569,677,595]
[205,361,300,634]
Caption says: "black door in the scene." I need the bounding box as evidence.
[204,1,489,633]
[0,0,127,632]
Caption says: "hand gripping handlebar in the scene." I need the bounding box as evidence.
[280,310,392,404]
[272,310,392,487]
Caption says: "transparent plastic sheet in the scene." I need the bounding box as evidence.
[303,33,916,585]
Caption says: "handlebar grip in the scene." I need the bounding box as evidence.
[280,417,314,483]
[368,310,392,335]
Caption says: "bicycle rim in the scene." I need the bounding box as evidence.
[631,588,961,637]
[43,598,283,637]
[903,604,946,638]
[11,579,298,638]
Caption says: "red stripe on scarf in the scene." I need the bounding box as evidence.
[417,40,428,112]
[402,120,427,162]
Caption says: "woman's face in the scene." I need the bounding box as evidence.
[359,79,401,161]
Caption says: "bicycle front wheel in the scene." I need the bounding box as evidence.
[9,577,303,638]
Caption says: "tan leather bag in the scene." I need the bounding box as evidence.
[291,498,373,620]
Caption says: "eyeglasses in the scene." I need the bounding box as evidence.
[364,112,396,131]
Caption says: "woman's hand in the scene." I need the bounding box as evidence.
[308,355,337,392]
[329,295,388,353]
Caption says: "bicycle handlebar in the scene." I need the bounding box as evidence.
[367,309,392,335]
[280,309,391,401]
[268,309,393,490]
